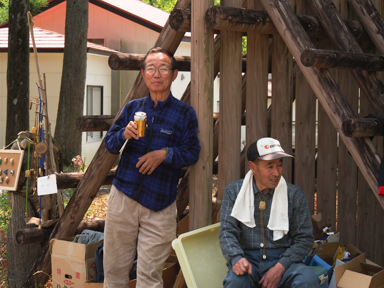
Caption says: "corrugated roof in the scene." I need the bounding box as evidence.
[0,27,119,54]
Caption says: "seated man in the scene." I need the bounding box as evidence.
[219,137,319,288]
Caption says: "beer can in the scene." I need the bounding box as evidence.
[134,112,147,137]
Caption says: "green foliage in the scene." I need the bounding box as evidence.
[0,0,49,25]
[242,36,247,55]
[141,0,177,13]
[0,191,10,233]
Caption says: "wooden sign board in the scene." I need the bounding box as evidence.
[0,149,24,191]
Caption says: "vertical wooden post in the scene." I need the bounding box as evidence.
[217,0,243,206]
[245,0,269,173]
[316,8,338,228]
[294,0,317,214]
[337,0,358,245]
[271,29,293,182]
[190,0,214,230]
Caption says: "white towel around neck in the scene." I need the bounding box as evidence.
[230,170,289,241]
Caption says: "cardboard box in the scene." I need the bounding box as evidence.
[50,237,103,288]
[316,242,362,267]
[335,253,384,288]
[84,254,179,288]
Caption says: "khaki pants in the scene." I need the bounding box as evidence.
[103,185,177,288]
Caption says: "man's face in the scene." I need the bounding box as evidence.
[249,158,283,193]
[141,52,178,95]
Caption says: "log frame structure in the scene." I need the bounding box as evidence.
[21,0,384,286]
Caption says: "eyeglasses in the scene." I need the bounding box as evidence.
[145,66,172,75]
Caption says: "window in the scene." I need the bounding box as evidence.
[87,86,103,141]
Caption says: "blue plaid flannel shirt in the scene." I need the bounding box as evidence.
[104,93,200,211]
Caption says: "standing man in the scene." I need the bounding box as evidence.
[219,137,318,288]
[103,47,200,288]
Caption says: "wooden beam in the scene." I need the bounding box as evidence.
[16,220,105,245]
[307,0,384,116]
[55,168,116,189]
[348,0,384,54]
[342,118,384,137]
[108,52,192,71]
[301,48,384,71]
[107,51,247,72]
[258,0,384,209]
[76,115,114,132]
[23,0,193,286]
[169,6,369,41]
[76,113,219,132]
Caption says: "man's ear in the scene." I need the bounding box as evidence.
[248,161,256,173]
[141,69,145,78]
[172,69,178,81]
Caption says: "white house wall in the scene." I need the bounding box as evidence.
[82,53,112,164]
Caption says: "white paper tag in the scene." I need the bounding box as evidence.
[37,174,58,196]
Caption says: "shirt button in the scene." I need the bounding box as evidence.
[260,243,264,247]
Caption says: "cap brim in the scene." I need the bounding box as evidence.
[258,152,294,161]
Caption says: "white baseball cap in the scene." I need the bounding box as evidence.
[247,137,293,161]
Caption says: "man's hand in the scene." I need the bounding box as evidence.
[258,262,285,288]
[136,150,167,175]
[124,121,139,140]
[232,258,252,276]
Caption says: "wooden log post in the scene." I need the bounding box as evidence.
[170,6,369,41]
[16,219,105,245]
[189,0,214,230]
[342,118,384,137]
[108,53,192,71]
[170,8,191,32]
[76,115,114,132]
[217,0,243,218]
[108,52,247,72]
[258,0,384,209]
[301,48,384,71]
[23,0,193,286]
[307,0,384,116]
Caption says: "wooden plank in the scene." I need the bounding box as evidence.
[294,0,316,214]
[317,104,338,229]
[316,8,338,229]
[271,34,293,182]
[23,0,193,286]
[217,0,243,205]
[336,0,359,246]
[189,0,214,230]
[258,0,384,210]
[356,89,377,263]
[245,0,269,173]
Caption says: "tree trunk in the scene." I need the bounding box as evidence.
[7,193,41,288]
[6,0,29,145]
[54,0,89,165]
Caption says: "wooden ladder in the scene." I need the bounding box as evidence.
[259,0,384,209]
